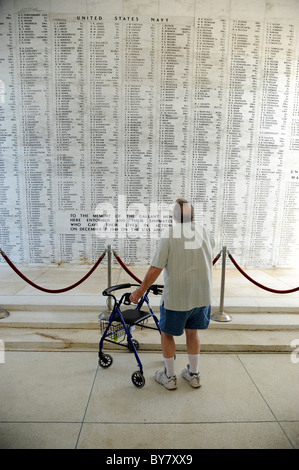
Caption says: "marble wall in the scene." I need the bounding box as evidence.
[0,0,298,267]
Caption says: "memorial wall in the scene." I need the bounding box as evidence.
[0,0,298,268]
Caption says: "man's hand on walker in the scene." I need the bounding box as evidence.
[130,289,143,304]
[129,266,162,304]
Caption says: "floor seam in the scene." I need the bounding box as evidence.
[236,354,295,449]
[74,363,99,449]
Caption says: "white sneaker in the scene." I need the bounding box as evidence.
[154,369,177,390]
[181,365,201,388]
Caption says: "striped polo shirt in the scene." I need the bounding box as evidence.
[151,222,215,311]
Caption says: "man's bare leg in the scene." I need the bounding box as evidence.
[161,332,176,377]
[185,329,200,374]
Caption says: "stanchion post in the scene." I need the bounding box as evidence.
[99,245,113,321]
[211,246,232,322]
[107,244,112,311]
[98,246,113,322]
[0,249,10,319]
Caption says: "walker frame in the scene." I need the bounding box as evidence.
[98,283,161,388]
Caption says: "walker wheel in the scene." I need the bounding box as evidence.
[99,353,113,368]
[131,371,145,388]
[128,339,139,352]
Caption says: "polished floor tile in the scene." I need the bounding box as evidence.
[85,353,274,423]
[280,422,299,449]
[77,422,293,449]
[0,351,97,422]
[0,351,298,449]
[238,354,299,421]
[0,422,81,449]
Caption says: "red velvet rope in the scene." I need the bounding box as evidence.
[113,251,142,284]
[228,253,299,294]
[213,251,222,266]
[0,249,106,294]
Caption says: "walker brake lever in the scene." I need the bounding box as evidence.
[123,293,131,305]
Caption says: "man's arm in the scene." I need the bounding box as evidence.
[129,266,162,304]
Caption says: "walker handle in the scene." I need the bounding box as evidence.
[123,292,131,305]
[102,283,140,296]
[151,284,164,295]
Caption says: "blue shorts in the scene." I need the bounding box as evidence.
[159,304,211,336]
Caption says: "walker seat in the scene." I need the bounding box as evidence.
[114,308,153,325]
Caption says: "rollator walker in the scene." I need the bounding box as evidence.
[98,283,162,388]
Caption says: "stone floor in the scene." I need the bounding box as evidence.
[0,260,299,449]
[0,350,298,449]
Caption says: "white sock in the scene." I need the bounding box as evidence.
[163,356,175,378]
[188,354,199,374]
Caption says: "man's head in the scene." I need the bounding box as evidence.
[173,198,194,223]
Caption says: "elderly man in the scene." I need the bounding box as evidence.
[130,198,215,390]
